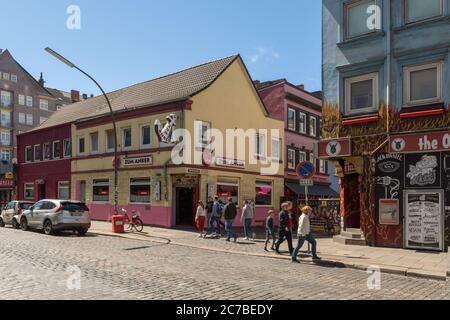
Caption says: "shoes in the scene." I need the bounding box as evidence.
[312,255,322,260]
[271,247,276,251]
[243,237,249,241]
[292,258,300,264]
[234,236,238,243]
[226,239,231,242]
[275,250,281,255]
[264,248,269,252]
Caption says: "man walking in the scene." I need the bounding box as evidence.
[275,202,293,255]
[292,206,322,263]
[223,197,238,243]
[241,200,254,241]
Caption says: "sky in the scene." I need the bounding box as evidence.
[1,0,322,96]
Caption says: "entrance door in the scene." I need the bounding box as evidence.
[175,187,195,226]
[343,174,361,229]
[404,190,444,251]
[38,184,46,200]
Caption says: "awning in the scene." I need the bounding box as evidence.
[285,182,339,198]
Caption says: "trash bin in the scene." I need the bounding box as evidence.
[112,215,125,234]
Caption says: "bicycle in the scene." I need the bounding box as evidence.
[121,208,144,233]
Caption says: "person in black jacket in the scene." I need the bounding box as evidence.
[275,202,293,255]
[223,197,238,242]
[264,210,276,251]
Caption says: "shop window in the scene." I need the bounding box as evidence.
[39,99,49,110]
[122,128,132,150]
[53,141,61,159]
[24,183,35,200]
[405,0,443,24]
[287,148,296,170]
[43,143,51,160]
[217,178,239,205]
[140,125,151,149]
[58,182,70,200]
[25,146,32,163]
[77,136,85,155]
[403,61,443,107]
[106,130,116,152]
[299,112,306,134]
[93,180,109,202]
[310,116,317,137]
[63,139,71,158]
[90,132,99,153]
[255,181,273,207]
[345,0,378,40]
[344,73,379,115]
[130,178,151,203]
[34,145,41,162]
[287,108,296,131]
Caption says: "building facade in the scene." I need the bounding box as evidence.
[0,49,58,205]
[18,55,285,228]
[319,0,449,251]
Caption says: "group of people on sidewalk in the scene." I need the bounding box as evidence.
[195,198,321,263]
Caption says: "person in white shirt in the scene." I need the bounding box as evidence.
[195,201,207,238]
[292,206,321,263]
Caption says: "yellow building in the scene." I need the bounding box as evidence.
[38,55,284,227]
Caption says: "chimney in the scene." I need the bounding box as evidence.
[82,93,88,100]
[90,94,94,98]
[298,84,305,90]
[38,72,45,87]
[253,80,261,88]
[71,90,80,102]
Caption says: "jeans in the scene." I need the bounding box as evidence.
[244,218,253,239]
[292,234,317,259]
[210,216,222,234]
[275,229,293,254]
[225,219,235,240]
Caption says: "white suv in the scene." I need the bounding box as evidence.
[20,200,91,236]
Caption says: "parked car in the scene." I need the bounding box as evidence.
[20,200,91,236]
[0,201,35,229]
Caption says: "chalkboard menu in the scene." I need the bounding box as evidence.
[405,191,443,251]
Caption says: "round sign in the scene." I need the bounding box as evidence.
[296,161,316,179]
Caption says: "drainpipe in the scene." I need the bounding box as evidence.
[386,1,391,137]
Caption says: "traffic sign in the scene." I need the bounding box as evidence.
[299,179,314,187]
[296,161,316,179]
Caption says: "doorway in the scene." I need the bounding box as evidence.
[175,187,195,226]
[38,184,46,200]
[343,174,361,229]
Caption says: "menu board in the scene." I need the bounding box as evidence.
[405,191,443,251]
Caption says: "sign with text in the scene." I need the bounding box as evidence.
[390,131,450,154]
[316,138,352,159]
[0,180,15,187]
[215,158,245,169]
[123,156,153,167]
[299,179,314,187]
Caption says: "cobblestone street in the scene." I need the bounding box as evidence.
[0,227,448,300]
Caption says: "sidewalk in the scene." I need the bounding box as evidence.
[89,221,449,281]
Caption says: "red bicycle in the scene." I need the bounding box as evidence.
[121,208,144,232]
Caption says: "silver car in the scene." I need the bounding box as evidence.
[0,201,35,229]
[20,200,91,236]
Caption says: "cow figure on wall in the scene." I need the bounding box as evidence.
[155,114,178,145]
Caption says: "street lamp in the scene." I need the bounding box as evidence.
[45,47,119,215]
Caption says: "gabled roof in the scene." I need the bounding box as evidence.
[33,54,239,131]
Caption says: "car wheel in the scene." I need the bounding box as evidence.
[12,219,19,229]
[44,220,54,236]
[77,228,88,237]
[0,217,4,228]
[20,217,29,231]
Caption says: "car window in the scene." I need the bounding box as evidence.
[62,202,89,212]
[6,202,15,210]
[33,201,45,210]
[19,203,33,210]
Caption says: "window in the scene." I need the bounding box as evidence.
[34,145,41,161]
[345,73,379,115]
[11,74,17,82]
[24,183,35,200]
[299,151,307,163]
[140,125,151,148]
[319,159,327,174]
[39,99,49,110]
[63,139,71,158]
[217,178,239,205]
[43,143,50,160]
[195,120,211,148]
[255,181,273,206]
[405,0,443,24]
[403,62,443,107]
[255,133,266,158]
[90,132,99,153]
[345,0,377,39]
[130,178,151,203]
[1,111,10,127]
[39,117,48,124]
[287,108,296,131]
[0,131,10,146]
[106,130,116,151]
[26,114,33,125]
[77,136,85,155]
[287,148,296,170]
[25,146,32,162]
[93,180,109,202]
[310,154,317,170]
[299,112,306,134]
[310,116,317,137]
[0,91,12,107]
[26,96,33,107]
[53,141,61,159]
[1,150,11,161]
[18,94,25,105]
[58,182,70,200]
[122,128,132,150]
[2,72,9,81]
[271,138,281,160]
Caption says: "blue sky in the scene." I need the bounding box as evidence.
[2,0,322,95]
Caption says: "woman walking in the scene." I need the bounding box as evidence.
[195,201,207,238]
[241,200,254,241]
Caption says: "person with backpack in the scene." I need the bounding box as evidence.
[223,197,238,243]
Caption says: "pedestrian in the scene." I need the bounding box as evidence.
[241,200,254,241]
[223,197,238,243]
[195,201,207,238]
[210,196,222,237]
[275,202,294,255]
[205,197,214,233]
[292,206,322,263]
[217,199,226,233]
[264,210,276,252]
